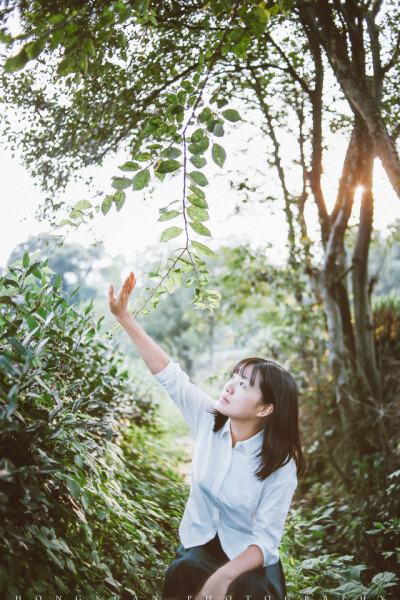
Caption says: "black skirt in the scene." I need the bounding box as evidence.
[162,533,287,600]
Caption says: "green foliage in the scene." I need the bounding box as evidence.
[0,255,187,598]
[211,142,226,168]
[132,169,151,191]
[6,233,123,305]
[199,244,399,595]
[372,295,400,357]
[160,226,183,242]
[0,0,258,313]
[281,489,399,599]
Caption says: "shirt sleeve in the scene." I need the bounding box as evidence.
[153,359,217,440]
[249,468,297,567]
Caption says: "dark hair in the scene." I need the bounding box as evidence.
[207,357,305,481]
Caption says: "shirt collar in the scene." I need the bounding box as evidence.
[221,419,264,455]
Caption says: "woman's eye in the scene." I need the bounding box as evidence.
[240,381,246,388]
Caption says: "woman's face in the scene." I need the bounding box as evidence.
[217,366,273,420]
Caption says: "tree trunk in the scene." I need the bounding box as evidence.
[302,0,400,199]
[352,143,381,398]
[319,125,362,447]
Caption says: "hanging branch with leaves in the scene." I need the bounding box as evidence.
[58,0,244,315]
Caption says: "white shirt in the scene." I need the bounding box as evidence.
[154,359,298,568]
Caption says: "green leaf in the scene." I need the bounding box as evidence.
[26,315,39,330]
[188,136,209,155]
[72,199,92,210]
[190,156,207,168]
[162,147,181,159]
[212,143,226,168]
[57,219,76,228]
[158,210,181,221]
[25,40,45,60]
[23,253,30,268]
[232,43,247,59]
[54,274,62,290]
[189,171,208,187]
[9,337,33,358]
[217,97,229,109]
[191,240,218,259]
[48,14,65,24]
[191,128,204,143]
[101,196,113,215]
[251,5,270,24]
[181,79,193,91]
[189,221,212,237]
[222,109,241,122]
[188,194,208,209]
[119,161,139,171]
[4,49,29,73]
[212,121,224,136]
[0,32,13,44]
[69,209,84,219]
[64,476,81,501]
[143,120,160,135]
[161,226,183,242]
[57,55,74,75]
[155,171,166,182]
[189,185,206,200]
[133,170,150,191]
[135,152,152,161]
[156,159,180,173]
[221,43,230,56]
[74,454,84,468]
[198,107,211,122]
[112,176,132,190]
[164,276,176,293]
[205,288,222,300]
[113,190,126,211]
[187,206,209,222]
[83,38,95,58]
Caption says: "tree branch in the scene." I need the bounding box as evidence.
[248,64,297,265]
[263,31,312,97]
[299,7,330,245]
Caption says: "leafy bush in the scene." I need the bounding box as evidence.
[0,254,187,598]
[373,295,400,356]
[281,482,399,599]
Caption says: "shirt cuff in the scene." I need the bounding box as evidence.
[153,358,173,383]
[248,539,278,568]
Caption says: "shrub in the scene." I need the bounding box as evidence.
[0,254,187,598]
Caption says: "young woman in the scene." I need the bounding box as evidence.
[109,271,305,600]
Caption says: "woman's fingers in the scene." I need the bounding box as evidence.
[124,272,134,289]
[108,273,136,314]
[129,273,136,292]
[123,272,135,295]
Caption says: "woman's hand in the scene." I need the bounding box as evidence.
[108,271,136,322]
[194,569,232,600]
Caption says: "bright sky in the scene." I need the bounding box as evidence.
[1,119,399,273]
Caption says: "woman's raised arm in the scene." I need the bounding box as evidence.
[108,271,170,375]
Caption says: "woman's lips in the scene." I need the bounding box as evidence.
[220,396,229,404]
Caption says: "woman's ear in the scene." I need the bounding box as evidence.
[258,404,274,417]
